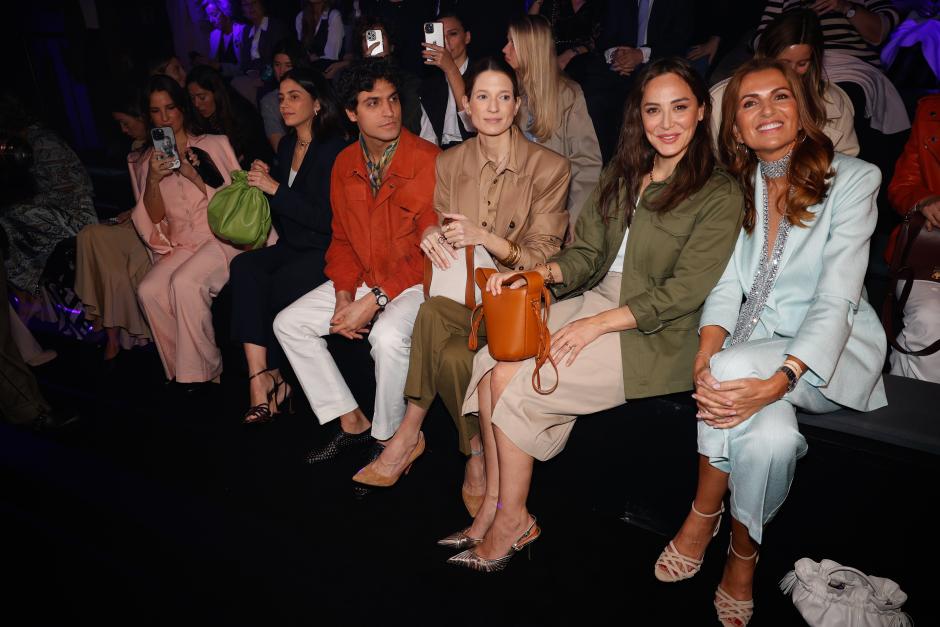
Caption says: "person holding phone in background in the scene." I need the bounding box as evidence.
[337,16,438,144]
[419,12,474,148]
[132,75,244,391]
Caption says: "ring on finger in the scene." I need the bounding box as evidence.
[438,234,447,244]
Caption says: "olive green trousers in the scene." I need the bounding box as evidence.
[403,296,485,455]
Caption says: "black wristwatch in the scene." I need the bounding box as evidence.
[370,286,389,310]
[777,365,798,394]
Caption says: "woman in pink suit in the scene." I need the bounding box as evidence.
[132,74,243,385]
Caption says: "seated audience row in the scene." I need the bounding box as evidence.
[32,7,922,625]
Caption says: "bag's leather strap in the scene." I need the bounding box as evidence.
[882,212,940,356]
[531,285,558,395]
[468,303,484,351]
[463,246,475,309]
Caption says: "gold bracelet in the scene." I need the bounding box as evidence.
[501,241,521,268]
[537,262,555,284]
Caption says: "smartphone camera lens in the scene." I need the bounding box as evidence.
[367,30,375,41]
[424,23,433,34]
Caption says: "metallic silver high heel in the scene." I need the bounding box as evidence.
[446,516,540,573]
[437,528,482,551]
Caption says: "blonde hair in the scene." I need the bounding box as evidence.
[508,16,566,143]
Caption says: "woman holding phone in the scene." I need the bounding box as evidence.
[132,74,243,389]
[351,57,570,505]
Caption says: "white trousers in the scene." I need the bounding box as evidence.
[273,281,424,440]
[889,280,940,384]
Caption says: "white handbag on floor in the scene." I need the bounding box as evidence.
[780,558,912,626]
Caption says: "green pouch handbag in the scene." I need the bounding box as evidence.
[207,170,271,249]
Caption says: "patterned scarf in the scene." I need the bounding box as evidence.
[360,135,399,196]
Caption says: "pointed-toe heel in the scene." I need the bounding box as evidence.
[654,501,724,583]
[446,516,540,573]
[461,488,484,518]
[351,432,425,488]
[437,528,482,551]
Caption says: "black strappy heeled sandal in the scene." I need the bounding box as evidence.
[243,369,276,424]
[270,375,293,416]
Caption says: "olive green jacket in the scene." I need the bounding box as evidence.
[552,167,744,399]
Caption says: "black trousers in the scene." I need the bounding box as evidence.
[228,243,327,370]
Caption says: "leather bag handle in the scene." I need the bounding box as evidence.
[882,211,940,356]
[469,268,558,394]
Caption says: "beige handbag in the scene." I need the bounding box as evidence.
[423,245,497,309]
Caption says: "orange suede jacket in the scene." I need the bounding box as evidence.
[325,128,441,300]
[886,94,940,260]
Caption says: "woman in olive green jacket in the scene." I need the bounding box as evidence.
[443,57,745,572]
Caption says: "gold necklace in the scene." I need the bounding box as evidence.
[297,137,312,149]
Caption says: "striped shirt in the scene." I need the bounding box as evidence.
[754,0,901,67]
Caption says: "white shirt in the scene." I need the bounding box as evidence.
[249,17,269,61]
[604,0,654,67]
[288,168,298,187]
[611,225,631,273]
[294,9,344,60]
[441,58,470,146]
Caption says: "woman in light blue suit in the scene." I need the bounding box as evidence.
[653,58,887,627]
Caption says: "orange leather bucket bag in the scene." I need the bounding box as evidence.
[468,268,558,394]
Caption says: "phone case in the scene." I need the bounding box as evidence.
[424,22,444,49]
[365,29,385,56]
[150,126,181,169]
[188,146,224,189]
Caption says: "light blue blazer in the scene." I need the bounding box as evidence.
[700,153,887,411]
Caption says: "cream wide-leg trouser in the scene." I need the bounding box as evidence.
[273,281,424,440]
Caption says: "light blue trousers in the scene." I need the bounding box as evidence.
[697,337,839,544]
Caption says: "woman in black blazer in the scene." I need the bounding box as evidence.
[229,68,349,423]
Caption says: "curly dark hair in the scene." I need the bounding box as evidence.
[337,57,402,112]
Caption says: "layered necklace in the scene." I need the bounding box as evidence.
[730,151,793,346]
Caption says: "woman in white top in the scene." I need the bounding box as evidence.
[228,69,349,423]
[710,9,859,157]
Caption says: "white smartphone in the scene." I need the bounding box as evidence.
[365,28,385,57]
[424,21,444,50]
[150,126,181,169]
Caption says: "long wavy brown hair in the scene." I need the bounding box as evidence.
[717,58,834,234]
[596,57,714,225]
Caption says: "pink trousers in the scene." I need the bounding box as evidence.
[137,237,240,383]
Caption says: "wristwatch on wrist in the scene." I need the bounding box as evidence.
[845,3,857,18]
[370,286,389,310]
[777,365,798,394]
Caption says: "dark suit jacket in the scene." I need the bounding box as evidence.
[240,17,291,74]
[419,60,473,145]
[270,134,347,252]
[597,0,694,61]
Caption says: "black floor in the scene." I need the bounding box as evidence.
[2,332,936,626]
